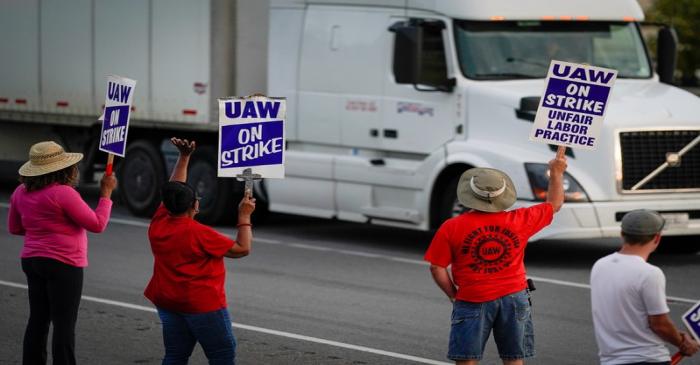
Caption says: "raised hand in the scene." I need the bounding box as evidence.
[170,137,196,157]
[549,146,568,177]
[238,189,256,222]
[100,173,117,199]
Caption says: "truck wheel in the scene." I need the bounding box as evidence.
[188,147,237,225]
[119,140,165,217]
[436,175,467,225]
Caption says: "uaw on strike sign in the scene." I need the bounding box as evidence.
[530,61,617,150]
[99,75,136,157]
[682,300,700,343]
[218,96,286,178]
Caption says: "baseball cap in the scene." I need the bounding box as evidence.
[161,181,197,215]
[621,210,665,235]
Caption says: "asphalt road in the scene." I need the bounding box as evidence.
[1,184,699,365]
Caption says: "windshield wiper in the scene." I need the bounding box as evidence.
[473,72,541,79]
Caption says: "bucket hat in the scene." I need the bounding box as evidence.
[456,168,517,213]
[18,141,83,177]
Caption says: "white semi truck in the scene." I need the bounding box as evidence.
[2,0,699,244]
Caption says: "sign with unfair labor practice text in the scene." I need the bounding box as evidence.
[217,96,286,178]
[529,60,617,150]
[99,75,137,157]
[682,300,700,342]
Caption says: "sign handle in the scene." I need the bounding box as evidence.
[671,352,683,365]
[106,154,115,176]
[236,168,262,195]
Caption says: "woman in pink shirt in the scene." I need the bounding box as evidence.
[7,141,117,365]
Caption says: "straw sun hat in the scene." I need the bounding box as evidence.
[456,168,517,213]
[18,141,83,177]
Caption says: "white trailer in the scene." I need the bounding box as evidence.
[1,0,699,247]
[0,0,269,222]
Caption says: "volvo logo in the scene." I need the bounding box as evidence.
[666,152,681,167]
[627,131,700,191]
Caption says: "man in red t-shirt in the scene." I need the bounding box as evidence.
[425,147,568,365]
[145,138,255,365]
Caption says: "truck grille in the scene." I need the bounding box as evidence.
[619,130,700,191]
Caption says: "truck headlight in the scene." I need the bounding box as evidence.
[524,163,589,202]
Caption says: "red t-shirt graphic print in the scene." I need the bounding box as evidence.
[425,203,553,302]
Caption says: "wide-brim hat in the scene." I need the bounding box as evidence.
[457,168,517,213]
[18,141,83,177]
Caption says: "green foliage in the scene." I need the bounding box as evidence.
[647,0,700,85]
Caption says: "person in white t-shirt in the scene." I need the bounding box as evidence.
[591,209,699,365]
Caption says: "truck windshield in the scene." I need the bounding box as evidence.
[454,21,651,80]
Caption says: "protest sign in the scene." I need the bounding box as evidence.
[529,61,617,150]
[99,75,136,163]
[671,300,700,365]
[218,96,286,183]
[682,300,700,342]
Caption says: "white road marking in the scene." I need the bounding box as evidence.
[110,217,149,228]
[2,203,697,304]
[527,275,697,304]
[289,243,334,252]
[0,279,450,365]
[229,323,451,365]
[528,276,592,290]
[110,216,282,244]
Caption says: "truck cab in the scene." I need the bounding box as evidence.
[267,0,700,239]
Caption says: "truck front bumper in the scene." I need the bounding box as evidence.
[514,200,700,240]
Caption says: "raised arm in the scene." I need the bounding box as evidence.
[59,180,115,233]
[170,137,196,183]
[225,190,256,258]
[546,146,568,213]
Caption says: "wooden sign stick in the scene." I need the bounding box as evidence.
[671,351,683,365]
[106,154,115,176]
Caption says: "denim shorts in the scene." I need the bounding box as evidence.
[448,289,534,361]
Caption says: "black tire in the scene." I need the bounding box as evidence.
[188,147,238,225]
[119,140,165,217]
[658,236,700,254]
[435,175,467,226]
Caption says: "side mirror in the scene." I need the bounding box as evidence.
[657,26,678,84]
[389,21,422,85]
[389,20,455,92]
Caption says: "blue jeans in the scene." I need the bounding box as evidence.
[157,307,236,365]
[448,289,534,361]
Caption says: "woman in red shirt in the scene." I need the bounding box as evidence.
[145,138,255,365]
